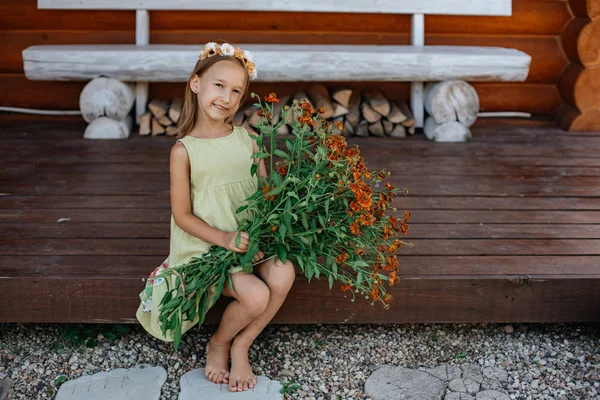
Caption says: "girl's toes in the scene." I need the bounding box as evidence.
[229,381,238,392]
[243,381,249,391]
[216,373,223,384]
[223,371,229,384]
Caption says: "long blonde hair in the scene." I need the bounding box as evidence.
[175,56,250,139]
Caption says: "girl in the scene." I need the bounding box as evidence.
[136,42,296,393]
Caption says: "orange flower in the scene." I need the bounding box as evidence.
[400,221,409,235]
[356,247,365,256]
[359,213,376,227]
[262,185,275,201]
[270,226,278,232]
[371,285,380,301]
[277,164,288,175]
[385,182,395,192]
[387,239,403,252]
[350,201,362,213]
[376,171,387,180]
[335,252,349,265]
[386,256,399,271]
[341,283,351,292]
[264,93,279,103]
[335,121,344,131]
[389,215,399,231]
[349,222,361,236]
[316,106,325,114]
[404,210,411,222]
[389,271,397,286]
[357,192,373,210]
[382,225,393,240]
[383,293,393,304]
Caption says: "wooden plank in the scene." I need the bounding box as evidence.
[22,44,531,82]
[3,223,600,240]
[1,275,598,323]
[2,238,599,256]
[37,0,512,16]
[3,195,600,211]
[1,255,598,277]
[2,1,567,35]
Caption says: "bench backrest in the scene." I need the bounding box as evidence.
[38,0,511,16]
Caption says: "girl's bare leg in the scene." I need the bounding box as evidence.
[228,258,296,392]
[204,271,270,385]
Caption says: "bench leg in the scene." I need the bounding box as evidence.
[411,82,424,128]
[135,82,149,124]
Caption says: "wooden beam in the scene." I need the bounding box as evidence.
[37,0,512,16]
[22,44,531,82]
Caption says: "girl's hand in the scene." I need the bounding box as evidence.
[252,250,265,264]
[224,231,250,253]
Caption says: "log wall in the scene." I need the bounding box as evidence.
[556,0,600,131]
[0,0,573,116]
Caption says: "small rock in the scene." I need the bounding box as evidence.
[476,390,511,400]
[503,325,515,334]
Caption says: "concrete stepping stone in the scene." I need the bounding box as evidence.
[475,391,511,400]
[448,378,480,395]
[365,365,445,400]
[445,394,475,400]
[0,379,13,400]
[178,368,283,400]
[56,364,166,400]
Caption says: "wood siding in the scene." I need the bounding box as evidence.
[0,0,572,115]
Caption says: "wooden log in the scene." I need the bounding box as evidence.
[561,18,588,65]
[79,76,134,123]
[579,20,600,67]
[346,90,361,127]
[165,126,178,136]
[382,119,394,135]
[556,103,600,132]
[355,120,369,137]
[368,121,385,137]
[361,102,381,123]
[387,102,408,124]
[168,98,182,123]
[308,84,334,119]
[148,99,167,119]
[248,109,262,127]
[158,115,172,126]
[558,63,600,111]
[342,119,355,137]
[151,118,165,136]
[332,103,349,118]
[364,90,390,116]
[424,80,479,127]
[568,0,600,20]
[388,124,407,138]
[398,101,416,127]
[138,112,151,136]
[83,115,132,140]
[424,117,471,142]
[332,89,352,108]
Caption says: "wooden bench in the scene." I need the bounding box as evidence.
[22,0,531,134]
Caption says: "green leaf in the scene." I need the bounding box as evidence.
[287,191,299,200]
[332,262,338,275]
[250,164,258,177]
[306,262,315,281]
[328,273,334,289]
[252,151,269,159]
[277,245,288,264]
[301,212,309,230]
[325,199,330,215]
[357,271,364,286]
[285,139,294,153]
[266,184,286,197]
[296,256,305,272]
[54,376,67,387]
[267,213,279,222]
[274,149,290,161]
[279,223,288,242]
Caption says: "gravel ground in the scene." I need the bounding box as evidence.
[0,322,598,400]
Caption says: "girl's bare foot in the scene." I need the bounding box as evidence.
[205,336,230,384]
[228,339,256,392]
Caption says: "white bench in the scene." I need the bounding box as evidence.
[22,0,531,132]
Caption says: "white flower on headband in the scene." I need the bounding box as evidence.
[243,50,254,63]
[220,43,235,56]
[249,66,258,80]
[205,42,217,52]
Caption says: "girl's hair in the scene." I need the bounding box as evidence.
[175,55,250,139]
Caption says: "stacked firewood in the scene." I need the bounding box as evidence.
[139,84,416,138]
[236,84,415,137]
[138,99,182,136]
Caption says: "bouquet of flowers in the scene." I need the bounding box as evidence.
[154,93,411,350]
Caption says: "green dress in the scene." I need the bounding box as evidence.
[137,126,257,342]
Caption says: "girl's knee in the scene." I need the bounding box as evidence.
[270,258,296,295]
[242,284,270,317]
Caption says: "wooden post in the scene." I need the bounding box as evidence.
[135,9,149,123]
[411,13,425,129]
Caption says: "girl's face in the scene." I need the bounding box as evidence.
[192,60,247,123]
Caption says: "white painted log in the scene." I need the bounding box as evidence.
[84,115,132,139]
[424,80,479,127]
[23,45,531,83]
[79,76,134,123]
[424,117,471,142]
[38,0,512,16]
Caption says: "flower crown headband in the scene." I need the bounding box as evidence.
[199,42,257,80]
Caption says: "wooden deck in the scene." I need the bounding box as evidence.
[1,118,599,324]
